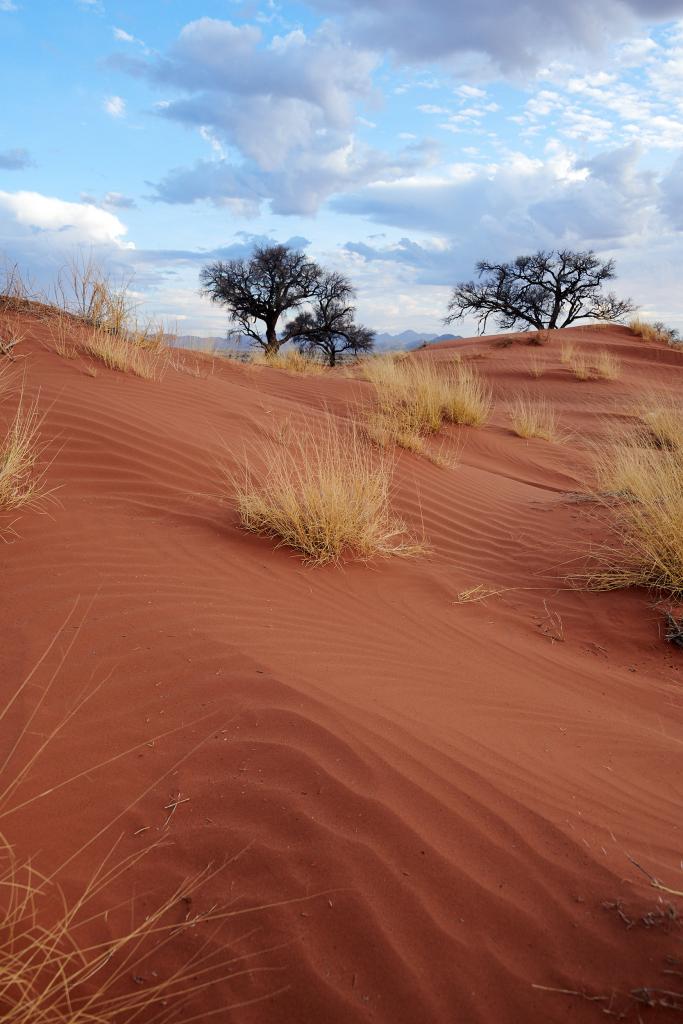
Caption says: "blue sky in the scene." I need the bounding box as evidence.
[1,0,682,336]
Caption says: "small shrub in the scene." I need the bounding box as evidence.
[230,416,423,564]
[509,394,558,441]
[528,330,551,346]
[592,350,621,380]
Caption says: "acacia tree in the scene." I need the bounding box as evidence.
[286,271,375,366]
[200,244,324,354]
[445,249,635,333]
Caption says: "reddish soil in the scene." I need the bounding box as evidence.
[1,315,682,1022]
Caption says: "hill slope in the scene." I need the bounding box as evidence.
[1,316,682,1023]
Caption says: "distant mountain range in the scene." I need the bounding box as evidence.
[174,329,462,352]
[373,330,462,349]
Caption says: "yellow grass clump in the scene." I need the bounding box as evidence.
[592,349,620,380]
[560,341,576,365]
[568,352,594,381]
[364,356,491,456]
[508,394,559,441]
[81,328,166,379]
[0,394,49,516]
[251,348,325,374]
[629,318,678,345]
[231,416,423,564]
[584,429,683,594]
[640,395,683,451]
[526,354,545,379]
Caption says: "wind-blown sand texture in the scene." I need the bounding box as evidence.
[1,314,682,1022]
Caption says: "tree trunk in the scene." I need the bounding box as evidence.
[329,348,336,367]
[265,322,279,355]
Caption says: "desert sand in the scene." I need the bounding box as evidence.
[1,314,682,1022]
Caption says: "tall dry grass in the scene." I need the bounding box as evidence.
[583,428,683,594]
[592,350,621,380]
[230,416,423,564]
[364,356,491,456]
[508,394,559,441]
[81,328,166,379]
[629,318,680,346]
[526,354,545,379]
[568,352,594,381]
[560,341,576,365]
[640,394,683,451]
[0,392,50,517]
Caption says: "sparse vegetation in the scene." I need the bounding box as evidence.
[592,349,621,380]
[250,348,326,375]
[584,428,683,594]
[630,318,681,346]
[568,352,594,381]
[231,416,423,564]
[0,392,49,518]
[509,394,558,441]
[640,394,683,451]
[527,354,545,378]
[560,341,576,365]
[81,327,166,379]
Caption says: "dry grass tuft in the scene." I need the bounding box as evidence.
[526,354,545,379]
[568,352,594,381]
[629,318,680,346]
[0,838,263,1024]
[47,312,78,359]
[230,416,423,564]
[582,428,683,594]
[560,341,576,366]
[509,394,559,441]
[364,357,491,456]
[640,395,683,452]
[0,393,50,517]
[440,364,493,427]
[81,328,166,380]
[592,350,621,380]
[251,349,325,375]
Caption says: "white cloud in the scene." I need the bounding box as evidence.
[0,190,132,246]
[103,95,125,117]
[0,1,18,12]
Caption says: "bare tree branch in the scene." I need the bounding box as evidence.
[446,250,635,333]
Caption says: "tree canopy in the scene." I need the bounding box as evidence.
[286,271,374,366]
[200,244,324,354]
[445,249,635,333]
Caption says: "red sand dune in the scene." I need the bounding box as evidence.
[1,315,682,1022]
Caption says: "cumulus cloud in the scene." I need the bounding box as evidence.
[337,142,676,284]
[0,190,131,246]
[114,17,436,214]
[0,148,33,170]
[307,0,683,76]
